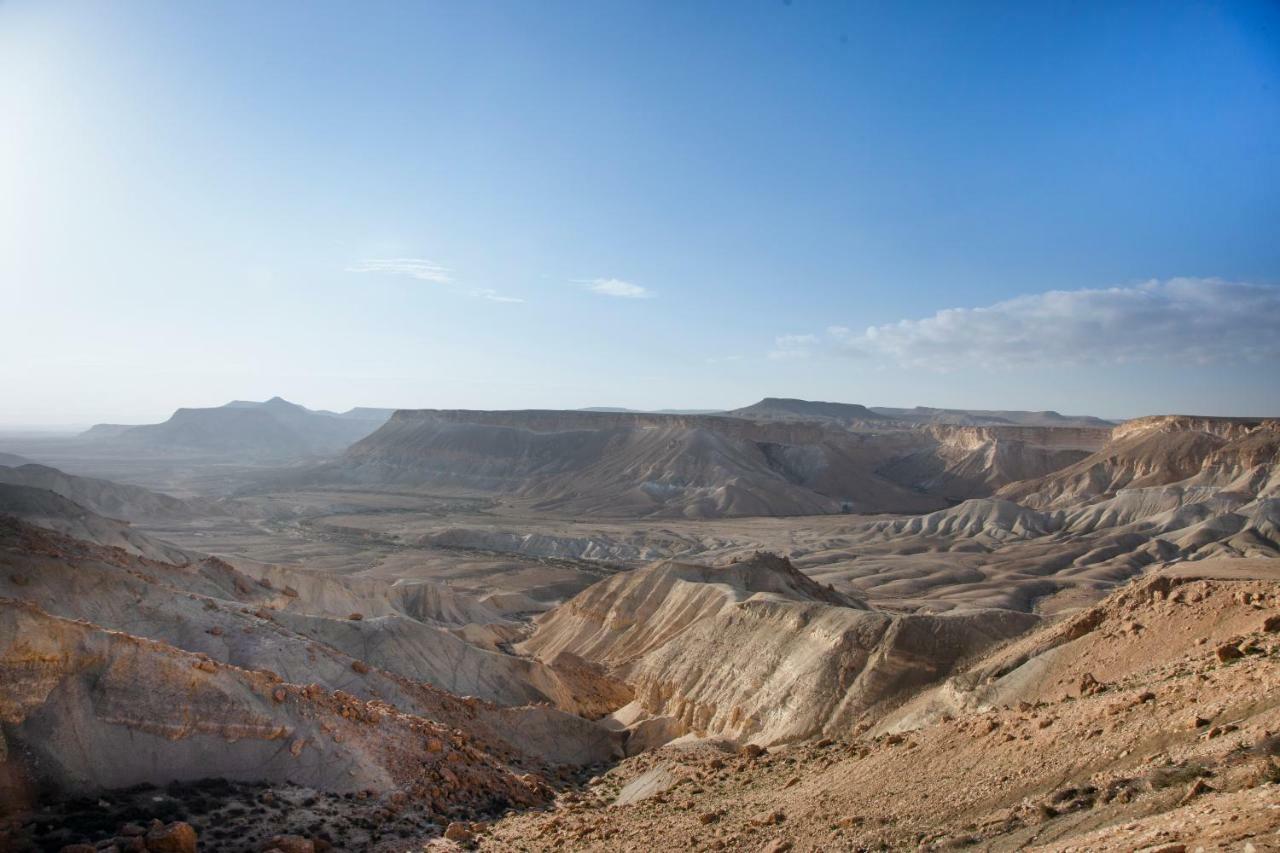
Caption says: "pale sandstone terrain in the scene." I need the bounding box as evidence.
[0,405,1275,851]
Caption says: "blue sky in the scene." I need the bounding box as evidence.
[2,0,1278,425]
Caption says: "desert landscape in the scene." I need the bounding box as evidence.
[5,2,1278,850]
[0,398,1277,851]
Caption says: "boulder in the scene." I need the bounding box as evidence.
[144,821,197,853]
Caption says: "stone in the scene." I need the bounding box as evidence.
[143,821,197,853]
[752,810,785,826]
[263,836,314,853]
[760,841,793,853]
[443,822,473,843]
[1215,643,1244,663]
[1078,672,1103,695]
[1180,778,1214,805]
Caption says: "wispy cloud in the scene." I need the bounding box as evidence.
[768,333,818,360]
[473,288,524,304]
[345,258,453,284]
[346,258,524,303]
[582,278,653,299]
[808,278,1280,370]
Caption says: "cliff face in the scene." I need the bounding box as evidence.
[0,598,557,805]
[332,410,1122,518]
[1111,415,1272,442]
[338,410,943,518]
[998,417,1280,510]
[520,553,1036,745]
[871,424,1107,501]
[926,424,1110,452]
[0,515,624,806]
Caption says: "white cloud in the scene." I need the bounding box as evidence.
[473,288,524,304]
[822,278,1280,370]
[346,259,525,303]
[768,333,818,360]
[583,278,653,299]
[346,258,452,283]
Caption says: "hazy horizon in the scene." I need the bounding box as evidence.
[3,391,1274,434]
[4,1,1278,425]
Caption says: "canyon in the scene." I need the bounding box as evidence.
[0,400,1276,851]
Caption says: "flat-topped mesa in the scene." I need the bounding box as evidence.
[871,405,1116,429]
[356,407,855,446]
[336,408,942,518]
[725,397,895,426]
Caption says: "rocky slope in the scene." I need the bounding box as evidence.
[998,415,1278,510]
[0,517,627,723]
[876,423,1107,501]
[0,462,214,523]
[0,482,194,563]
[482,559,1280,852]
[332,409,943,518]
[520,553,1037,746]
[326,406,1123,518]
[0,514,635,850]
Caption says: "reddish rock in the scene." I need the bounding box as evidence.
[144,821,197,853]
[1215,643,1244,662]
[443,821,474,843]
[264,835,314,853]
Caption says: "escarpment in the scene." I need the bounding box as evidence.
[521,553,1036,746]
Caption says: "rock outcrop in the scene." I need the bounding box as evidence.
[521,553,1036,745]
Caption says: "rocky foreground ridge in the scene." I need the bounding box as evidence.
[484,562,1280,851]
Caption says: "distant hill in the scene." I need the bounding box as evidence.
[80,397,392,458]
[726,397,893,425]
[870,406,1115,428]
[0,462,212,523]
[323,408,946,518]
[579,407,725,415]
